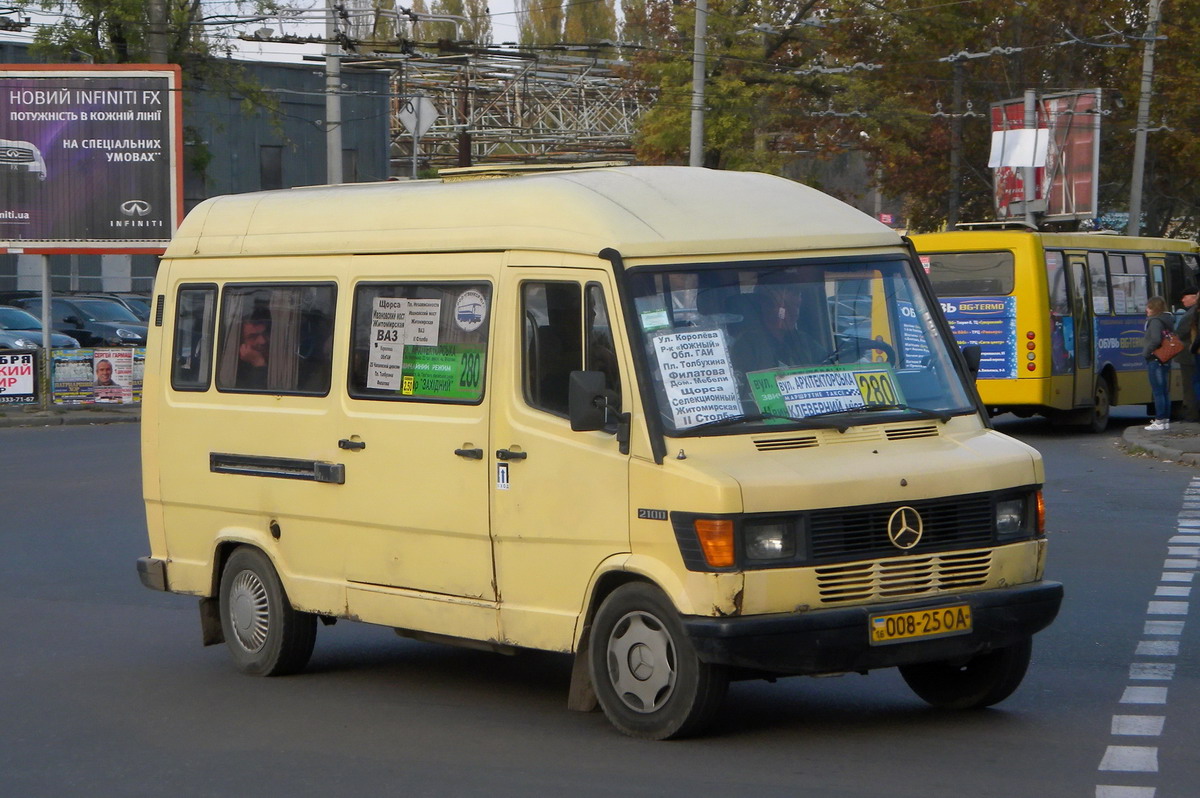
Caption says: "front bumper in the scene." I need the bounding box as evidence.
[683,581,1062,676]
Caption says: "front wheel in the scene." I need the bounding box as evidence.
[899,636,1032,710]
[218,547,317,676]
[1086,377,1111,433]
[588,583,728,740]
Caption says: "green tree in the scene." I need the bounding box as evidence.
[518,0,564,46]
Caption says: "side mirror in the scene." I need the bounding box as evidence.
[569,370,616,432]
[961,344,982,378]
[64,315,84,327]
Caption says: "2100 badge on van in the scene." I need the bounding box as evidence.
[137,165,1061,739]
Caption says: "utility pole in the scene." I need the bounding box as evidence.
[147,0,168,63]
[1128,0,1163,236]
[325,0,344,185]
[688,0,707,168]
[1022,89,1038,230]
[947,60,964,229]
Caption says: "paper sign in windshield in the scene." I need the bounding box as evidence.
[368,297,443,390]
[749,365,903,419]
[653,329,740,428]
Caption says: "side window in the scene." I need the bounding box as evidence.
[523,282,582,416]
[349,282,491,404]
[1108,253,1148,314]
[586,283,621,405]
[215,283,336,395]
[1088,252,1110,315]
[171,285,216,391]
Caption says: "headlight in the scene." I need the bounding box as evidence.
[10,336,39,349]
[995,497,1028,540]
[744,520,796,560]
[115,328,142,340]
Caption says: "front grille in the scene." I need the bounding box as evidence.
[816,550,992,604]
[808,494,994,564]
[1,148,34,164]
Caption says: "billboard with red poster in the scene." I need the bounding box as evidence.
[990,90,1101,223]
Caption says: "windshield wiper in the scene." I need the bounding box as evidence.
[805,403,953,423]
[680,411,852,435]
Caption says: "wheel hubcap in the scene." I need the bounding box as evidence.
[606,611,677,713]
[229,569,270,653]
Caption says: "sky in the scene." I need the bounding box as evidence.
[0,1,524,64]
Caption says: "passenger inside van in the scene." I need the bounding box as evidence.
[236,310,271,390]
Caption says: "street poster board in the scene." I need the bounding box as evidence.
[0,64,183,254]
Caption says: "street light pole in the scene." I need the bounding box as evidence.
[325,0,343,185]
[1127,0,1163,236]
[689,0,707,168]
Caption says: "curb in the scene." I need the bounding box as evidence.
[0,409,140,428]
[1121,422,1200,467]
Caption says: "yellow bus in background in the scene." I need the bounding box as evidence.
[910,229,1200,431]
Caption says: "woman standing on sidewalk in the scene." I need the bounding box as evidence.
[1143,296,1175,431]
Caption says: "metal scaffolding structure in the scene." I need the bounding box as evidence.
[346,47,647,172]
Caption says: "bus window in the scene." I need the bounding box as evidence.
[1108,253,1148,314]
[1046,251,1072,375]
[1088,252,1111,315]
[923,251,1014,296]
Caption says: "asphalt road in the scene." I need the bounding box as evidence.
[0,417,1196,797]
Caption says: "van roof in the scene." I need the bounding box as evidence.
[165,166,900,261]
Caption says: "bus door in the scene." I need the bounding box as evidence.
[1067,254,1096,407]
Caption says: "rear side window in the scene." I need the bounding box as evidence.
[349,282,491,404]
[215,283,337,394]
[171,285,216,391]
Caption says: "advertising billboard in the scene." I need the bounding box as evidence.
[0,64,182,253]
[990,89,1102,223]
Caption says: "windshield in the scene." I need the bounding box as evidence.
[72,298,141,323]
[627,258,976,435]
[0,307,42,330]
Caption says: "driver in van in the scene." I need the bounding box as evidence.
[730,272,826,373]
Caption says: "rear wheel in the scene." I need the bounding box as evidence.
[588,583,728,740]
[899,636,1032,710]
[1086,377,1112,433]
[218,547,316,676]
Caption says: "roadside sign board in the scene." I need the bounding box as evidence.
[397,96,438,139]
[0,64,183,254]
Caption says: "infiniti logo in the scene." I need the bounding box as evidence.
[120,200,151,217]
[3,149,18,158]
[887,506,924,550]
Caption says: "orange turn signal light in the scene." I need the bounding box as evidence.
[1035,491,1045,536]
[695,519,735,568]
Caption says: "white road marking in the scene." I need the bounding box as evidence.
[1095,787,1156,797]
[1120,686,1168,704]
[1146,601,1189,615]
[1099,746,1158,772]
[1159,571,1194,582]
[1143,620,1184,635]
[1135,640,1179,657]
[1111,715,1165,736]
[1129,663,1175,680]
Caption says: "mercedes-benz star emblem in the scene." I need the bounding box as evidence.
[120,200,152,217]
[887,506,923,550]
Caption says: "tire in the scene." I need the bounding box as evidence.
[218,547,317,677]
[899,636,1032,710]
[588,583,728,740]
[1086,377,1111,433]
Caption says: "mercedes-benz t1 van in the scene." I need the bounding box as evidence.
[137,165,1061,739]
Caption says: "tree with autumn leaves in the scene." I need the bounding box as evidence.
[624,0,1200,234]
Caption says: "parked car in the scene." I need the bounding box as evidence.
[10,296,147,347]
[66,292,152,322]
[0,305,80,349]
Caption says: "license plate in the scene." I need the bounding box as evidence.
[869,604,972,645]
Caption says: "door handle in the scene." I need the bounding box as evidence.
[454,447,484,460]
[495,448,527,461]
[338,438,366,451]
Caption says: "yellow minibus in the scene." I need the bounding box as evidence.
[137,166,1061,738]
[911,228,1200,431]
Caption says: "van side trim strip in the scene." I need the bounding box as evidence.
[209,452,346,484]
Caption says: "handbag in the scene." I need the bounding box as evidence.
[1154,330,1185,363]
